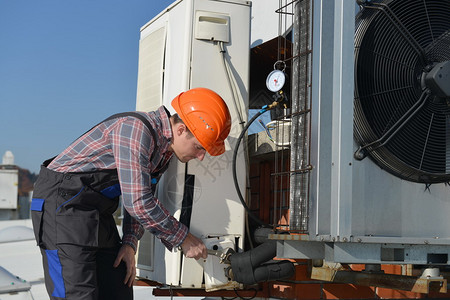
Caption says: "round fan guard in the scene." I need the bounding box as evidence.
[354,0,450,184]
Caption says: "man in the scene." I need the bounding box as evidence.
[31,87,232,300]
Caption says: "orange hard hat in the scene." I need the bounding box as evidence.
[171,87,232,156]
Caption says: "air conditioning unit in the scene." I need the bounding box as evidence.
[134,0,251,289]
[274,0,450,267]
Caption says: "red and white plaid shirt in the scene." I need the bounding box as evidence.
[48,106,188,251]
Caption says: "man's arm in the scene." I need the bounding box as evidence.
[112,117,188,250]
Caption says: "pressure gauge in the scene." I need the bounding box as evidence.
[266,69,286,92]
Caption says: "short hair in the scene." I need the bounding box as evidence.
[172,113,192,135]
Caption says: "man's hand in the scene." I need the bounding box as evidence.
[113,244,136,287]
[180,233,207,260]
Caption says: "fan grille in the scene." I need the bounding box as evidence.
[354,0,450,183]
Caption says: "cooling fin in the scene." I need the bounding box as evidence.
[354,0,450,183]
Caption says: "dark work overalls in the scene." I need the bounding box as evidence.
[31,162,129,300]
[31,113,160,300]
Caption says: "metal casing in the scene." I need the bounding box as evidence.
[276,0,450,265]
[135,0,251,287]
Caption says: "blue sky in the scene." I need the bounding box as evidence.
[0,0,174,173]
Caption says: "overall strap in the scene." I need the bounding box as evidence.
[87,112,158,143]
[98,112,160,161]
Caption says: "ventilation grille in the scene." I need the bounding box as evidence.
[354,0,450,183]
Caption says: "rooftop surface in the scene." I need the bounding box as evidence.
[0,219,207,300]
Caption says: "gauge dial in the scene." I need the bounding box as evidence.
[266,70,286,92]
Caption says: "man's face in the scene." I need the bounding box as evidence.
[171,123,207,163]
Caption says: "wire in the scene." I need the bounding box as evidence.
[217,40,255,248]
[232,108,269,227]
[234,288,258,300]
[221,288,258,300]
[232,98,283,227]
[218,41,245,127]
[260,119,291,147]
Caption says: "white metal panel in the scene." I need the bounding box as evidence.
[352,154,450,241]
[136,26,166,112]
[138,0,192,111]
[162,0,195,106]
[136,1,190,284]
[136,0,251,287]
[136,230,154,272]
[250,0,279,47]
[310,0,355,241]
[329,0,355,240]
[181,0,250,288]
[135,0,191,285]
[310,0,334,238]
[136,1,193,285]
[0,169,18,210]
[188,0,250,233]
[136,160,185,284]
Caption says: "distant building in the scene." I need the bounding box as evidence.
[0,151,28,220]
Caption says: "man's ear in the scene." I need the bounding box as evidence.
[175,123,187,137]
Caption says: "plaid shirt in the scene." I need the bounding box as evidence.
[48,106,188,252]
